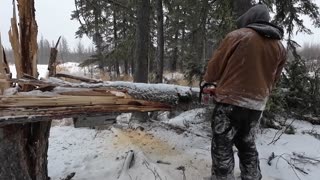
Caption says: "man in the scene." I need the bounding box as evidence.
[203,4,286,180]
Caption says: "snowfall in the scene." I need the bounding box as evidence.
[9,63,320,180]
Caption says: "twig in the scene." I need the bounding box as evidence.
[277,156,302,180]
[156,160,171,165]
[274,153,310,180]
[176,166,186,180]
[267,152,276,166]
[143,160,163,180]
[292,152,320,165]
[268,119,296,145]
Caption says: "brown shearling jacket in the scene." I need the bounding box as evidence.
[204,28,286,111]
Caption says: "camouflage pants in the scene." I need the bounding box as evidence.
[211,103,262,180]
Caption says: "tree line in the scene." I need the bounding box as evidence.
[5,36,94,64]
[71,0,320,80]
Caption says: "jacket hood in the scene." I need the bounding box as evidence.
[236,4,284,40]
[247,22,284,40]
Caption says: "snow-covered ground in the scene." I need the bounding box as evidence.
[48,110,320,180]
[9,62,87,79]
[9,64,49,79]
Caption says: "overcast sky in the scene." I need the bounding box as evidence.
[1,0,320,50]
[0,0,92,50]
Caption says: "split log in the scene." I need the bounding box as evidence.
[0,95,171,108]
[0,88,171,126]
[8,0,22,79]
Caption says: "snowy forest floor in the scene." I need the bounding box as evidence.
[48,110,320,180]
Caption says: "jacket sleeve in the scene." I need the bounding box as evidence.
[203,32,241,83]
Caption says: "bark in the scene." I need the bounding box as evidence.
[133,0,150,83]
[155,0,164,83]
[0,1,51,179]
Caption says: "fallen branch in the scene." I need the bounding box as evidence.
[61,172,76,180]
[156,160,171,165]
[118,150,135,180]
[267,152,276,166]
[55,73,103,83]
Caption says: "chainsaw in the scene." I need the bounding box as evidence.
[199,82,216,105]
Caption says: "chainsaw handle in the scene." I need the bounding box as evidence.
[199,82,216,103]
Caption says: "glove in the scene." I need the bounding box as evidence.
[203,88,216,95]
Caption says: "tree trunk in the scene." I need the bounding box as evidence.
[133,0,150,83]
[124,58,129,75]
[113,7,120,77]
[197,0,209,63]
[133,0,151,122]
[179,18,186,72]
[155,0,164,83]
[0,1,51,179]
[93,1,104,73]
[171,30,179,72]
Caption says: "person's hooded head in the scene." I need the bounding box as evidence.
[236,4,284,40]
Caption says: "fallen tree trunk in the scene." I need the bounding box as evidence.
[9,76,202,109]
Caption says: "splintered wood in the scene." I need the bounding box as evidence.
[0,35,9,94]
[0,88,171,126]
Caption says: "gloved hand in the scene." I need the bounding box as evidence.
[203,88,216,95]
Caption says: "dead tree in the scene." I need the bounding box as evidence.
[0,0,51,179]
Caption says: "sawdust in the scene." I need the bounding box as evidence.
[113,129,179,156]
